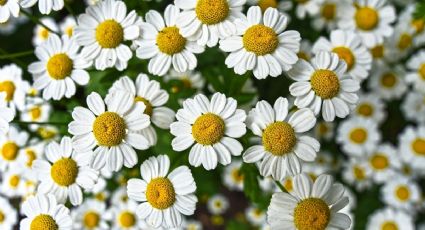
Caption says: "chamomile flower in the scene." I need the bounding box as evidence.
[112,187,130,204]
[127,155,197,228]
[398,126,425,170]
[368,63,407,101]
[32,17,59,46]
[0,93,14,136]
[20,194,72,230]
[313,121,335,141]
[0,168,26,197]
[223,159,244,191]
[207,194,229,215]
[74,0,141,70]
[406,50,425,94]
[107,74,175,147]
[336,117,381,157]
[243,97,319,180]
[342,157,372,191]
[297,40,313,61]
[174,0,246,47]
[245,206,266,226]
[366,208,414,230]
[170,93,246,170]
[311,0,349,31]
[0,63,28,112]
[32,136,99,205]
[0,0,19,23]
[312,30,372,81]
[398,4,425,45]
[267,173,351,230]
[351,93,386,124]
[220,6,300,79]
[384,27,416,62]
[164,70,205,94]
[288,51,360,122]
[20,0,64,15]
[73,199,108,230]
[60,16,76,38]
[338,0,396,47]
[292,0,324,19]
[68,92,151,172]
[0,196,17,230]
[381,176,421,211]
[106,200,142,230]
[135,4,204,76]
[246,0,292,13]
[0,126,29,171]
[20,98,51,130]
[402,91,425,124]
[20,142,45,174]
[367,144,400,183]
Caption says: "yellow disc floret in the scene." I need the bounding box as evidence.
[355,7,379,31]
[321,3,336,20]
[1,141,19,161]
[50,158,78,186]
[95,20,124,48]
[30,106,42,121]
[370,153,389,170]
[84,211,100,228]
[349,128,368,144]
[192,113,225,145]
[412,18,425,34]
[380,72,396,88]
[30,214,58,230]
[135,96,153,116]
[119,211,136,228]
[412,138,425,156]
[397,33,412,50]
[0,0,7,6]
[419,64,425,80]
[9,174,20,188]
[357,103,374,117]
[243,25,279,56]
[332,47,355,71]
[93,112,127,146]
[262,121,297,156]
[381,221,398,230]
[195,0,229,25]
[370,45,384,59]
[395,185,410,201]
[310,69,340,99]
[146,177,176,210]
[258,0,278,12]
[0,81,16,101]
[231,168,244,182]
[0,210,4,223]
[46,53,73,80]
[294,198,330,230]
[156,26,187,55]
[353,165,366,180]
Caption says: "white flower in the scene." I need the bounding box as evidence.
[366,208,414,230]
[293,0,323,19]
[174,0,246,47]
[243,97,319,180]
[72,199,109,230]
[247,0,292,14]
[288,51,360,122]
[368,63,407,101]
[313,121,335,141]
[267,173,351,230]
[0,0,19,23]
[406,50,425,94]
[223,159,244,191]
[20,97,51,130]
[32,17,59,46]
[68,92,151,172]
[342,157,372,191]
[351,93,386,124]
[311,0,350,31]
[383,27,416,62]
[106,200,142,230]
[245,205,266,227]
[0,63,29,112]
[0,126,29,171]
[20,0,64,15]
[0,167,27,197]
[135,4,204,76]
[127,155,197,228]
[0,196,17,230]
[398,126,425,171]
[164,70,205,93]
[59,15,77,38]
[207,194,229,215]
[402,91,425,124]
[366,143,400,184]
[74,0,141,70]
[219,6,300,79]
[170,93,246,170]
[381,176,421,211]
[0,93,14,136]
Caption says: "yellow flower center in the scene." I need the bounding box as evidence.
[353,165,366,180]
[370,45,384,58]
[395,185,410,201]
[65,26,73,37]
[0,80,16,101]
[30,106,42,121]
[9,174,20,188]
[283,178,293,192]
[382,221,398,230]
[412,138,425,156]
[231,168,244,182]
[30,214,58,230]
[1,141,19,161]
[412,18,425,34]
[195,0,229,25]
[135,96,153,116]
[380,72,396,88]
[0,211,4,223]
[349,128,368,144]
[95,192,106,201]
[46,53,73,80]
[418,64,425,80]
[332,47,355,71]
[357,103,374,117]
[397,33,412,50]
[146,177,176,210]
[310,69,340,99]
[370,153,389,170]
[318,122,329,135]
[258,0,278,12]
[294,198,330,230]
[192,113,225,145]
[298,51,310,61]
[95,20,124,48]
[321,3,336,20]
[50,158,78,186]
[37,127,57,140]
[0,0,7,6]
[119,211,136,228]
[355,7,379,31]
[156,26,187,55]
[83,211,100,228]
[262,121,296,156]
[93,112,127,147]
[39,28,50,40]
[243,25,279,56]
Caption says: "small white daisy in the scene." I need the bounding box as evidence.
[297,40,313,61]
[398,5,425,46]
[127,155,197,228]
[402,91,425,124]
[0,63,29,112]
[351,92,386,124]
[106,200,142,230]
[0,126,29,171]
[20,0,64,15]
[164,70,205,94]
[342,157,372,191]
[292,0,324,19]
[368,63,407,101]
[384,27,416,62]
[245,205,266,227]
[406,50,425,94]
[247,0,292,14]
[223,159,244,191]
[0,0,19,23]
[398,126,425,170]
[0,196,17,230]
[20,97,51,130]
[73,199,109,230]
[0,93,14,136]
[313,121,335,141]
[207,194,229,215]
[32,17,59,46]
[59,15,76,38]
[0,167,26,198]
[367,143,400,184]
[366,207,414,230]
[311,0,350,32]
[381,176,421,211]
[219,6,301,79]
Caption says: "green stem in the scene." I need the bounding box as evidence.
[274,180,288,193]
[0,49,27,68]
[64,2,77,21]
[21,10,59,35]
[12,121,68,126]
[0,50,33,59]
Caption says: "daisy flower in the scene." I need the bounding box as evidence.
[20,0,64,14]
[74,0,141,70]
[135,4,204,76]
[20,97,51,130]
[20,142,45,175]
[288,51,360,122]
[367,143,400,184]
[0,0,19,23]
[72,199,109,230]
[398,5,425,46]
[32,17,59,46]
[351,93,386,124]
[127,155,197,228]
[20,194,72,230]
[368,63,407,101]
[247,0,292,13]
[245,205,266,227]
[220,6,300,79]
[292,0,323,19]
[311,0,350,32]
[28,34,91,100]
[0,196,17,230]
[312,29,372,81]
[174,0,245,47]
[267,173,351,230]
[243,97,319,180]
[223,159,244,191]
[170,93,246,170]
[0,126,29,171]
[0,63,29,112]
[32,136,99,205]
[0,93,14,136]
[366,208,414,230]
[207,194,229,215]
[381,176,421,211]
[313,121,335,141]
[59,15,76,38]
[384,27,416,62]
[342,157,372,191]
[106,200,142,229]
[68,92,151,172]
[107,74,175,147]
[297,40,313,61]
[0,167,27,197]
[406,50,425,94]
[402,91,425,124]
[164,70,205,94]
[398,126,425,170]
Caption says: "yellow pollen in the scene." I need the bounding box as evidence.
[192,113,225,145]
[357,103,374,117]
[353,165,366,180]
[318,123,329,135]
[412,19,425,34]
[95,192,106,201]
[146,177,176,210]
[0,211,4,223]
[380,72,396,88]
[83,211,100,228]
[9,174,20,188]
[355,7,379,31]
[382,221,398,230]
[332,47,355,71]
[258,0,278,12]
[46,53,73,80]
[397,33,412,50]
[262,121,296,156]
[412,138,425,156]
[95,20,124,48]
[30,214,58,230]
[0,0,7,6]
[93,112,126,147]
[195,0,229,25]
[243,25,279,56]
[419,64,425,80]
[298,51,310,61]
[26,149,37,166]
[294,198,330,230]
[370,45,384,58]
[370,153,389,170]
[283,179,293,192]
[65,26,73,37]
[39,28,49,40]
[30,106,42,121]
[1,141,19,161]
[0,80,16,101]
[50,158,78,186]
[119,211,136,228]
[395,185,410,201]
[321,3,336,20]
[231,168,244,182]
[349,128,368,144]
[310,69,340,99]
[135,96,153,116]
[156,26,186,55]
[37,127,57,140]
